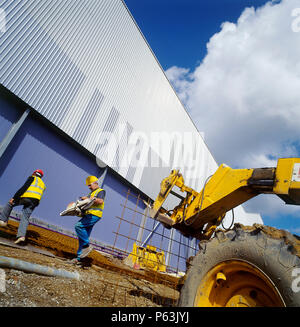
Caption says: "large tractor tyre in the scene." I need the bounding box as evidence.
[179,223,300,307]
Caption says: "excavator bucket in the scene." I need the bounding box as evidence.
[124,243,166,272]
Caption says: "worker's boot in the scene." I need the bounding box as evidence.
[80,245,93,259]
[14,236,25,245]
[66,258,82,266]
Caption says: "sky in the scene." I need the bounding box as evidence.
[124,0,300,235]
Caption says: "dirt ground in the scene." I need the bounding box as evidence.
[0,221,181,307]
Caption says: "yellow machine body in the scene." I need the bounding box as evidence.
[125,243,166,272]
[273,158,300,203]
[149,158,300,240]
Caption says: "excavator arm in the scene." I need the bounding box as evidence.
[148,158,300,240]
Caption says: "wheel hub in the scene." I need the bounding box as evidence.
[194,260,285,307]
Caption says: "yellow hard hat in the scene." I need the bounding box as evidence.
[86,176,98,186]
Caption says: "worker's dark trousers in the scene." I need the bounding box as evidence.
[0,198,36,238]
[75,214,101,260]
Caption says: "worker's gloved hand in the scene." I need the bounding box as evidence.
[9,198,15,206]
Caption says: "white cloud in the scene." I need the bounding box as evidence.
[165,66,191,104]
[244,192,300,218]
[165,0,300,219]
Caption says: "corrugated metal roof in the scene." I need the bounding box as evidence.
[0,0,262,223]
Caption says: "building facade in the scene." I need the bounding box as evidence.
[0,0,262,270]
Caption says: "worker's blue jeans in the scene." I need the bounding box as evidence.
[75,214,101,260]
[0,199,35,238]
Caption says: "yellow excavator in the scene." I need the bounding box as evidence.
[149,157,300,307]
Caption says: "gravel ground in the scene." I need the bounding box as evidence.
[0,244,179,307]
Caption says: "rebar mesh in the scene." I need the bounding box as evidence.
[102,189,199,306]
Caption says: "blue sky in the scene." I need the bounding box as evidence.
[124,0,270,70]
[124,0,300,235]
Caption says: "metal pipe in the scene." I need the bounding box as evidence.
[0,255,80,280]
[141,221,160,247]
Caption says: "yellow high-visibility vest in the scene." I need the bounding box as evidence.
[85,188,105,218]
[21,176,46,201]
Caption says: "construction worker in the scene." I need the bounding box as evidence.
[72,176,105,264]
[0,169,46,244]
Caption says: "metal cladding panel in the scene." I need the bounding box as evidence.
[0,0,262,223]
